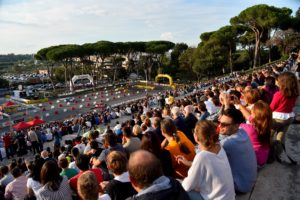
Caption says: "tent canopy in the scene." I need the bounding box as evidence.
[27,118,45,126]
[13,121,31,130]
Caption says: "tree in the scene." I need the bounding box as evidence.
[92,41,114,80]
[209,25,243,73]
[46,44,83,90]
[0,77,9,88]
[35,46,61,90]
[168,43,188,76]
[144,41,175,80]
[231,4,292,67]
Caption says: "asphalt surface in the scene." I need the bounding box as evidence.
[0,86,163,134]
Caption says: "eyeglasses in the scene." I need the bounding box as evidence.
[219,122,233,127]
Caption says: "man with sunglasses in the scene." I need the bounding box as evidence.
[219,107,257,193]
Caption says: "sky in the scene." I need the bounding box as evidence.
[0,0,299,54]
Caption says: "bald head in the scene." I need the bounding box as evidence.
[41,150,49,159]
[171,106,180,118]
[128,150,163,190]
[184,105,194,116]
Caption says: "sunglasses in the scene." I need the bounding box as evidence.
[219,122,233,127]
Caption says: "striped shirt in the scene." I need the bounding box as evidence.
[36,176,72,200]
[4,175,27,200]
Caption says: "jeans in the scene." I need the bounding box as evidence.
[188,191,204,200]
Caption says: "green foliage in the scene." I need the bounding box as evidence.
[0,77,9,88]
[53,66,65,83]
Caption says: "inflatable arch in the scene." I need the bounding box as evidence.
[70,74,94,91]
[155,74,175,89]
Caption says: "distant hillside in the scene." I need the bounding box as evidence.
[0,54,33,68]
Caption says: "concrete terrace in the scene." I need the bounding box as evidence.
[237,97,300,200]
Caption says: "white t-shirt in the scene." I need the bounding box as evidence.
[74,143,86,154]
[182,147,235,200]
[68,161,80,173]
[27,178,42,198]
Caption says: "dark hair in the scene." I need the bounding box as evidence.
[71,147,80,158]
[198,102,207,112]
[194,121,218,148]
[222,108,245,124]
[128,150,163,188]
[229,90,242,99]
[0,166,9,175]
[160,119,191,154]
[104,132,117,146]
[11,167,22,178]
[40,161,62,191]
[144,118,151,127]
[90,140,99,150]
[122,126,132,138]
[30,158,45,182]
[76,154,90,171]
[58,157,69,169]
[140,132,162,158]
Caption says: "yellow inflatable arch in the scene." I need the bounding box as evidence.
[155,74,175,89]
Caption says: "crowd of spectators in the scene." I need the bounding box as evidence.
[0,52,299,200]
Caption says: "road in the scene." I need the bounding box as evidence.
[0,86,164,134]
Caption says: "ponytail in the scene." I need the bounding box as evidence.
[173,132,191,155]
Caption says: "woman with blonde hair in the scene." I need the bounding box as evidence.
[132,125,143,140]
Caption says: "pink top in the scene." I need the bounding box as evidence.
[270,91,297,113]
[240,123,269,166]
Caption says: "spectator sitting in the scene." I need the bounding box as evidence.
[93,132,125,169]
[122,126,141,156]
[69,154,103,194]
[160,118,195,179]
[100,151,137,200]
[178,120,235,200]
[219,107,257,193]
[151,117,164,142]
[183,105,198,144]
[0,165,14,189]
[140,132,174,177]
[4,167,27,200]
[170,106,188,135]
[36,160,72,200]
[58,157,78,180]
[197,102,210,121]
[128,150,189,200]
[238,100,272,166]
[69,147,80,173]
[132,125,143,140]
[26,158,45,199]
[77,171,111,200]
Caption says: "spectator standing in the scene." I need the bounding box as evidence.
[28,128,40,155]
